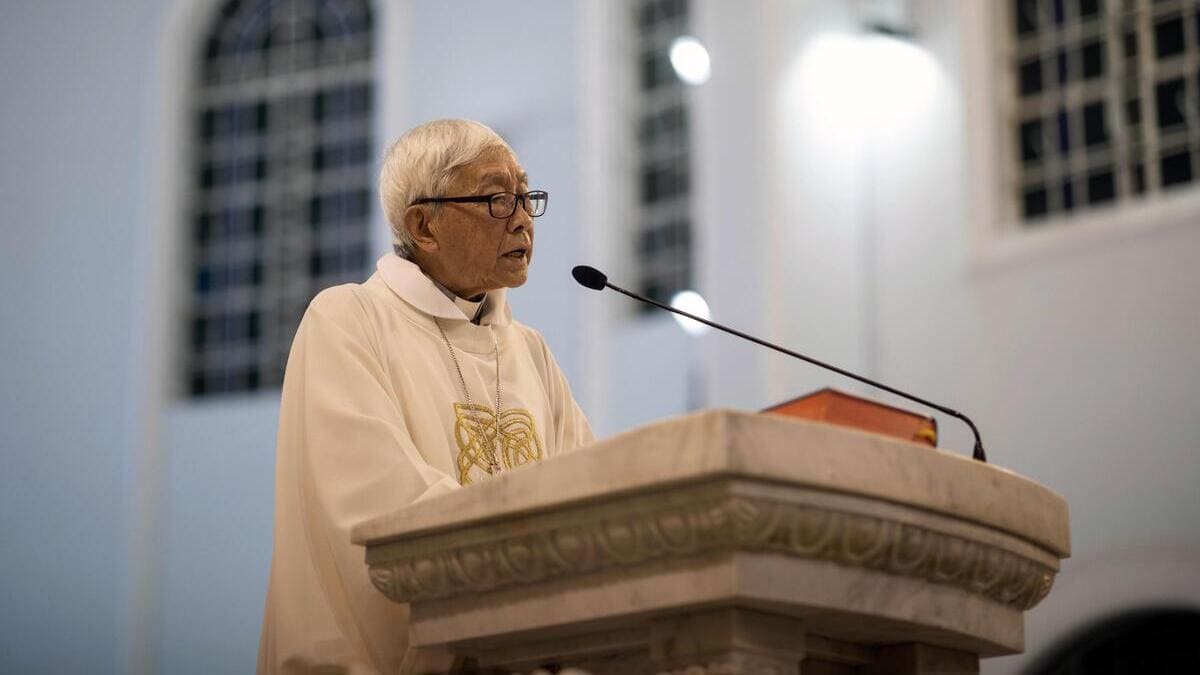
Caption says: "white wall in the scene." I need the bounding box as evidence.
[0,2,166,672]
[157,396,279,673]
[2,1,1197,672]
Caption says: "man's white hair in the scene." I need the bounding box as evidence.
[379,119,515,258]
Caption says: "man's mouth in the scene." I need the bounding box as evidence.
[502,246,529,259]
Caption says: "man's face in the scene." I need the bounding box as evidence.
[421,146,534,298]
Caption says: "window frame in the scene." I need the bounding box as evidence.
[630,0,697,312]
[183,0,376,399]
[966,0,1200,271]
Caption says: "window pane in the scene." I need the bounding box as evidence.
[1155,78,1186,129]
[1020,59,1044,96]
[1161,150,1192,187]
[1083,102,1107,147]
[1154,15,1185,60]
[1087,170,1116,203]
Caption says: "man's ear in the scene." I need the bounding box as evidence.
[403,205,439,253]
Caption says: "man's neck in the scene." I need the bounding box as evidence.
[409,253,485,301]
[426,274,486,323]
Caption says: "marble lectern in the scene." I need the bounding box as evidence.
[351,411,1070,675]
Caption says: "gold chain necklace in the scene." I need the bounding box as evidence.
[436,318,503,475]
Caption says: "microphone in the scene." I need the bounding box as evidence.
[571,265,608,290]
[571,265,987,462]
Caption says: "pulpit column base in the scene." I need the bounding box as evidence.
[861,643,979,675]
[648,608,805,675]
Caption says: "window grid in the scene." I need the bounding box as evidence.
[186,0,374,398]
[1005,0,1200,225]
[633,0,694,310]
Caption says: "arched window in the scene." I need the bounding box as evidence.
[185,0,374,398]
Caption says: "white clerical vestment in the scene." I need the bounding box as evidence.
[258,254,595,674]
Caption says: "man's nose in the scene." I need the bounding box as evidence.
[507,200,533,233]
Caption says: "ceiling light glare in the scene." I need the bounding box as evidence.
[670,290,712,336]
[669,36,711,85]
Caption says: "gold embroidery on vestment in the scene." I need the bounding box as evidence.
[453,403,544,485]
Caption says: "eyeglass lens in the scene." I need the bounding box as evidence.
[488,192,547,218]
[527,191,547,217]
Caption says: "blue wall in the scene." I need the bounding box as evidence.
[4,2,1198,674]
[0,2,162,672]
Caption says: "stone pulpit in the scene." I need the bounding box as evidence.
[351,411,1070,674]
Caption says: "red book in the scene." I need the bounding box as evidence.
[763,388,938,447]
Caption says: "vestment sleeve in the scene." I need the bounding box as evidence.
[531,330,596,453]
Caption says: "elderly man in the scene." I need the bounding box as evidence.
[258,119,595,674]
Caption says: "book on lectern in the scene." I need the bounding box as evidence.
[763,388,938,448]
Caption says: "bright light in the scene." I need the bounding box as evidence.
[670,290,712,336]
[669,36,711,85]
[859,33,939,113]
[787,32,941,136]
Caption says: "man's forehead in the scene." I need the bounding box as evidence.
[474,167,528,185]
[449,147,528,189]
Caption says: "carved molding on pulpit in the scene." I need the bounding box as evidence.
[367,486,1056,611]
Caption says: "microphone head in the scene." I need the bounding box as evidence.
[571,265,608,291]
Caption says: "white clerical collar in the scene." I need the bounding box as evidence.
[455,295,485,322]
[433,279,486,323]
[375,254,511,326]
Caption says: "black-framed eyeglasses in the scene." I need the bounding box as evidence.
[411,190,548,219]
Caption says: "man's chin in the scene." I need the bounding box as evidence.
[492,258,530,289]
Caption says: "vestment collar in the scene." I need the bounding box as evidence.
[375,254,512,327]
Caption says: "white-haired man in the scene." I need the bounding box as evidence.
[258,119,595,674]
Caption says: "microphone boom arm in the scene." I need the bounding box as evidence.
[602,280,988,463]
